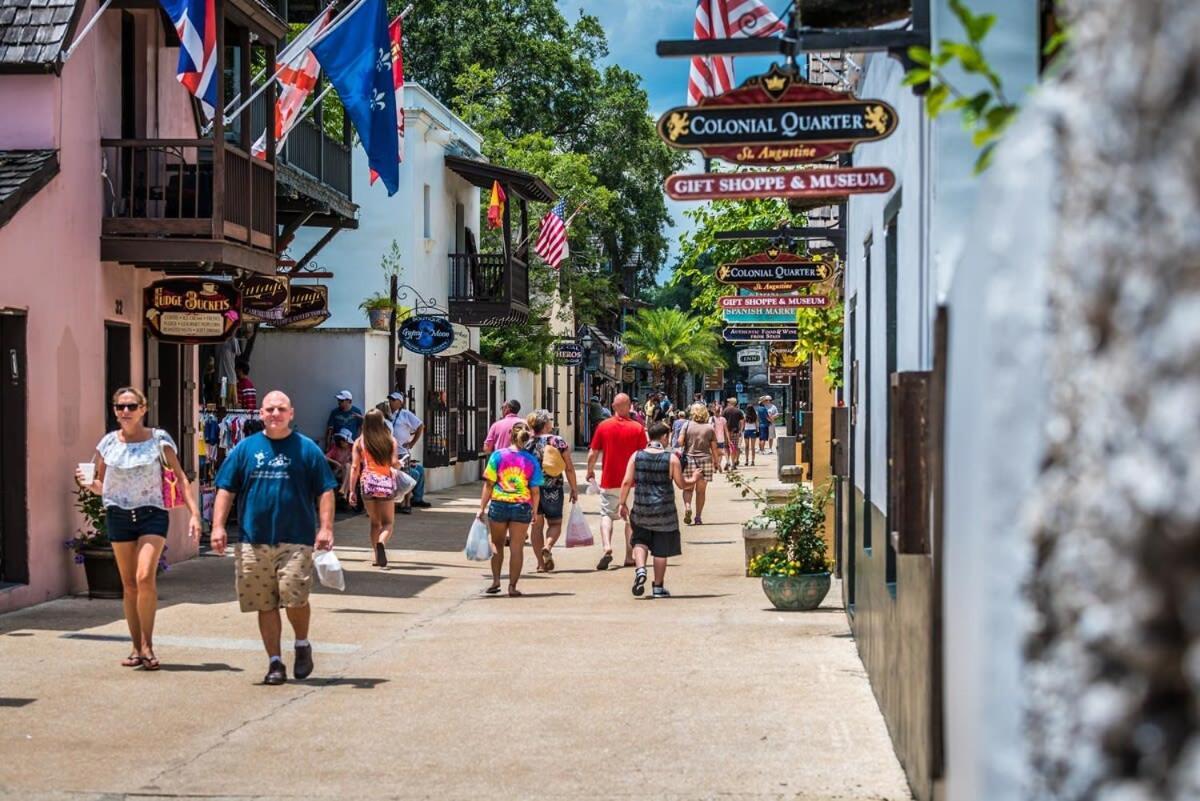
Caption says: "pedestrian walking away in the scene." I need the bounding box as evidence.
[754,397,772,454]
[348,409,401,569]
[211,391,339,686]
[586,393,649,570]
[478,421,543,596]
[743,403,759,465]
[618,422,701,598]
[711,403,729,471]
[482,399,523,455]
[722,398,745,469]
[762,396,779,454]
[679,403,721,525]
[525,409,579,572]
[76,387,202,671]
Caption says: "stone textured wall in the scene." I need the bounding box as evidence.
[1027,2,1200,798]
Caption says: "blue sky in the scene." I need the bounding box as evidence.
[554,1,785,282]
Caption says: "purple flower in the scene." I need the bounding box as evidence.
[74,555,85,565]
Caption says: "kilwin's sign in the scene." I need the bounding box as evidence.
[272,284,330,329]
[716,251,833,286]
[235,274,289,323]
[722,327,801,343]
[143,279,241,344]
[665,167,895,201]
[399,315,455,355]
[657,64,898,166]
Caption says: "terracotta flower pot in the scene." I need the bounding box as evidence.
[761,572,831,611]
[80,546,123,599]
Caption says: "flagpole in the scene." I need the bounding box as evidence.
[59,0,114,63]
[274,84,335,152]
[219,0,342,126]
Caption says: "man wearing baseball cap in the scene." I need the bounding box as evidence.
[325,390,364,449]
[386,392,430,511]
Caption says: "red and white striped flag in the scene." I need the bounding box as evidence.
[534,199,569,270]
[369,13,406,184]
[687,0,786,105]
[251,5,335,159]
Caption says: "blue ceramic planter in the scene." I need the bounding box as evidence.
[761,572,831,611]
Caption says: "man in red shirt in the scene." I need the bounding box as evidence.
[586,393,647,570]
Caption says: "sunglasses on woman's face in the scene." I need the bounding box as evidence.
[112,403,142,411]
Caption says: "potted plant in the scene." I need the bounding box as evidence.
[65,487,122,599]
[360,239,405,331]
[735,477,833,611]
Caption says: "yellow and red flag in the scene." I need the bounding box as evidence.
[487,180,506,229]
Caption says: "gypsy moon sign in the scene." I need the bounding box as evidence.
[665,167,896,201]
[399,315,455,356]
[657,64,898,166]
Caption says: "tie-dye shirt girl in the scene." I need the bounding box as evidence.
[483,447,544,504]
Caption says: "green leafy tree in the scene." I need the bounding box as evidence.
[622,308,724,403]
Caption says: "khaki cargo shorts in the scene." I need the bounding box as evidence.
[599,489,622,521]
[235,543,314,613]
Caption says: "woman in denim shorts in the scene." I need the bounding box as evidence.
[75,387,201,670]
[477,422,543,596]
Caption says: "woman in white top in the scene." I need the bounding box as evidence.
[75,387,200,670]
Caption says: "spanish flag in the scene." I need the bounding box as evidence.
[486,180,506,229]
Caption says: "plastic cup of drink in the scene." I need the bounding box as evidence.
[77,463,96,485]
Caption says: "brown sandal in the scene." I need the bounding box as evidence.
[140,654,161,671]
[542,548,555,572]
[121,654,142,667]
[508,586,523,597]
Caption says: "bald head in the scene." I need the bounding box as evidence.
[612,393,631,416]
[261,390,295,438]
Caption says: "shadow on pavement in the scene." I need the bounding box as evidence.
[295,677,390,689]
[314,569,442,600]
[159,662,245,672]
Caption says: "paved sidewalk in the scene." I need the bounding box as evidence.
[0,449,911,801]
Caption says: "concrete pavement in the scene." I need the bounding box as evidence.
[0,447,912,800]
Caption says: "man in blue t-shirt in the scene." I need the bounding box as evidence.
[212,390,338,686]
[324,390,364,448]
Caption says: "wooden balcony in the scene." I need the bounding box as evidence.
[100,138,277,275]
[448,253,530,326]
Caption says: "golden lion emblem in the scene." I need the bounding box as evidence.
[666,112,690,141]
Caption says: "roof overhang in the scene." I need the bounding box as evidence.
[0,150,59,229]
[444,155,556,203]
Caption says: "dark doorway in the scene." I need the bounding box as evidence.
[847,298,857,609]
[105,323,131,432]
[0,312,29,585]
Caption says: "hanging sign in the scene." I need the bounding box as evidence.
[236,274,289,323]
[399,315,455,355]
[723,304,827,325]
[716,251,833,285]
[442,323,472,358]
[272,284,330,329]
[665,167,896,201]
[143,279,241,344]
[720,294,830,310]
[703,367,725,391]
[656,64,898,166]
[736,349,764,367]
[553,342,584,366]
[723,327,800,342]
[768,366,799,386]
[770,345,805,370]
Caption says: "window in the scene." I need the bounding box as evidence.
[884,193,901,587]
[423,184,432,239]
[424,358,451,468]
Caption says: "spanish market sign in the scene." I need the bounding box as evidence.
[722,326,801,343]
[399,314,455,355]
[656,64,898,166]
[665,167,895,201]
[553,342,584,366]
[144,279,241,344]
[723,302,828,326]
[272,284,330,329]
[716,251,833,286]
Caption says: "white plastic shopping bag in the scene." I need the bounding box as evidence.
[565,504,594,548]
[585,478,601,496]
[393,468,417,500]
[314,549,346,591]
[464,517,493,561]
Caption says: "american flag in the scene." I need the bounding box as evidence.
[687,0,786,105]
[535,200,569,270]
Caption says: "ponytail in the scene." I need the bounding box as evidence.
[511,421,533,449]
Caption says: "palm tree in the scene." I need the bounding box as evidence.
[622,308,724,404]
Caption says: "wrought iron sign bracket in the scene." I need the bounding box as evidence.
[715,226,845,244]
[395,283,446,318]
[655,1,931,96]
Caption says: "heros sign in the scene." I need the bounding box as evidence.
[399,315,455,355]
[144,279,241,344]
[553,342,584,366]
[657,64,898,166]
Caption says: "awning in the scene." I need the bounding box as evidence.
[444,155,556,203]
[0,150,58,229]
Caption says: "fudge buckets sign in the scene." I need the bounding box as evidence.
[399,315,454,355]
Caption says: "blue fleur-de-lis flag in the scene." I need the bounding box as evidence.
[311,0,400,195]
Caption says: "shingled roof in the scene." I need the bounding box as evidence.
[0,150,58,229]
[0,0,83,72]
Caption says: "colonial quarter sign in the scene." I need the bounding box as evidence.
[656,64,898,166]
[143,279,241,344]
[716,251,834,285]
